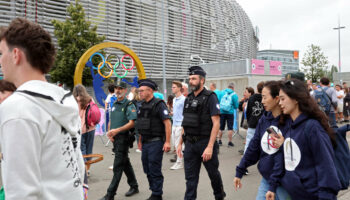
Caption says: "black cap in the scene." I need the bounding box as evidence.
[138,79,158,90]
[188,66,206,77]
[115,81,127,89]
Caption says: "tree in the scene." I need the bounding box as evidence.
[301,44,329,83]
[50,0,105,89]
[325,65,338,82]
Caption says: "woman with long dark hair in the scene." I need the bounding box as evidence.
[234,81,290,200]
[268,79,340,200]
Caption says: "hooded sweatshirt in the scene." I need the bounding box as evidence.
[246,93,264,128]
[236,111,287,192]
[219,88,239,114]
[0,80,84,200]
[280,113,340,200]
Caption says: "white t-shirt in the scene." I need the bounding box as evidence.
[336,90,345,105]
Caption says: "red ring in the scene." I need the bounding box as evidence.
[121,54,135,71]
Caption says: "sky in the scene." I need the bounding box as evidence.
[237,0,350,72]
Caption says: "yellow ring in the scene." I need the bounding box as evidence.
[97,61,113,78]
[74,42,146,86]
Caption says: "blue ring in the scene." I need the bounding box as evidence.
[89,52,106,70]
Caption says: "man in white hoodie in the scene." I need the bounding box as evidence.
[0,18,84,200]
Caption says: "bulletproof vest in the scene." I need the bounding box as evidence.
[182,89,214,136]
[136,98,165,136]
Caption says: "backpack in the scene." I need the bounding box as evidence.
[314,88,332,115]
[220,92,235,112]
[305,122,350,190]
[85,100,101,129]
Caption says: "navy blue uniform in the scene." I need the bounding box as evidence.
[183,89,225,200]
[140,97,170,197]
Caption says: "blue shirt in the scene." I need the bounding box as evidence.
[172,95,185,126]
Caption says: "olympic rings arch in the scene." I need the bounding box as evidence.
[74,42,146,85]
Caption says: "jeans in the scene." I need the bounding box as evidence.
[328,112,337,128]
[244,128,255,154]
[256,178,291,200]
[81,130,95,161]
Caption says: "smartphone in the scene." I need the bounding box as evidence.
[267,127,280,138]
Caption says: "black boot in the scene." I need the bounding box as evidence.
[125,187,139,197]
[99,194,114,200]
[146,194,163,200]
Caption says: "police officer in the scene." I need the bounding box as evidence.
[100,82,139,200]
[177,66,226,200]
[136,79,171,200]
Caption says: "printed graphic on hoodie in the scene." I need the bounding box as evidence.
[252,101,264,116]
[284,138,301,171]
[261,126,282,155]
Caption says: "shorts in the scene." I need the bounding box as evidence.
[220,114,234,131]
[337,103,343,113]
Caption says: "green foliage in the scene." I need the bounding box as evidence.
[302,44,329,83]
[325,65,338,82]
[50,0,105,89]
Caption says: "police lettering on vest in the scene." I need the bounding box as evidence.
[136,97,167,137]
[182,88,218,136]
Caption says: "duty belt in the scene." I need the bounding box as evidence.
[185,135,209,143]
[142,136,164,144]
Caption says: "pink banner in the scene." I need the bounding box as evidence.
[269,61,282,75]
[251,59,265,74]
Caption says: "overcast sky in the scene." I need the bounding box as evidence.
[237,0,350,72]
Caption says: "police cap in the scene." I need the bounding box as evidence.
[138,79,158,90]
[188,66,206,77]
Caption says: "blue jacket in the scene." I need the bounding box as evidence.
[219,88,239,114]
[236,111,288,192]
[280,114,340,200]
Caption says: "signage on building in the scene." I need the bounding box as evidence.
[251,59,265,74]
[269,61,282,75]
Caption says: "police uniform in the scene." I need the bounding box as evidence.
[182,66,226,200]
[101,82,138,200]
[136,79,171,200]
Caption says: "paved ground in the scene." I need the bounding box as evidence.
[1,128,350,200]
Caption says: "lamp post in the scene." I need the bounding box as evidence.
[333,19,345,73]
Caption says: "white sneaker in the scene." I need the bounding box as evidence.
[135,149,142,153]
[170,163,183,170]
[108,165,113,170]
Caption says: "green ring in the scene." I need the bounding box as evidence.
[113,61,128,78]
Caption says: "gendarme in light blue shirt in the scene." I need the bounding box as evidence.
[173,94,186,126]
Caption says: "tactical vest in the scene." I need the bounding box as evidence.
[182,89,214,136]
[136,98,165,137]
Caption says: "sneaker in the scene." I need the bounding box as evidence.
[99,194,114,200]
[218,140,222,145]
[170,163,183,170]
[344,120,350,123]
[108,165,113,170]
[238,149,244,155]
[244,169,249,175]
[228,141,234,147]
[135,149,142,153]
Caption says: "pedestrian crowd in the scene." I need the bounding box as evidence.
[0,18,350,200]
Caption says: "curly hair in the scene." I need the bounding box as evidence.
[0,18,55,74]
[281,79,336,145]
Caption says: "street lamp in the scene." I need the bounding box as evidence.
[333,19,345,73]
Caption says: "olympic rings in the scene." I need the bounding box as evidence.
[87,53,135,79]
[97,61,113,78]
[113,61,128,78]
[121,54,135,71]
[89,52,105,70]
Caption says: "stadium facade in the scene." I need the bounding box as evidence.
[0,0,258,86]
